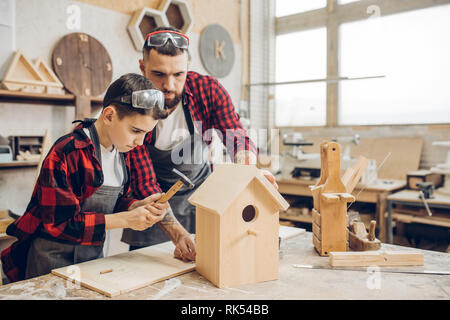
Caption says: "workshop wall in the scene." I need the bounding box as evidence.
[283,125,450,171]
[0,0,248,214]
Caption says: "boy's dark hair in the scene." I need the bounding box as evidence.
[102,73,169,120]
[142,26,190,61]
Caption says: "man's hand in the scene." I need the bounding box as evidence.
[173,234,196,262]
[260,169,278,190]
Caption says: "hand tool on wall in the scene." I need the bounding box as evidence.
[157,168,195,203]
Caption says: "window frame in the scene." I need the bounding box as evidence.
[274,0,450,128]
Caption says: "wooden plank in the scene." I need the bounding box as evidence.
[0,210,8,219]
[312,234,322,254]
[312,222,321,241]
[312,209,321,226]
[0,161,38,169]
[329,250,424,267]
[51,241,195,297]
[0,217,14,234]
[279,213,312,224]
[279,225,306,241]
[350,137,423,180]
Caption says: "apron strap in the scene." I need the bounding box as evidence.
[86,120,102,165]
[119,152,129,187]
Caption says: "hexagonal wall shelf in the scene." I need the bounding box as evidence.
[158,0,193,34]
[127,7,169,51]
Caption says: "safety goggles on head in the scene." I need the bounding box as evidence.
[145,30,190,49]
[110,89,165,110]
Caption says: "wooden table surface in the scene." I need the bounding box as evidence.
[0,232,448,300]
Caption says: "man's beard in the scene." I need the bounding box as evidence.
[164,91,183,110]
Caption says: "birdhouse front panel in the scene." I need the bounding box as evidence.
[219,180,280,288]
[195,207,221,286]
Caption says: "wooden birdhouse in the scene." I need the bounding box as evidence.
[188,164,289,288]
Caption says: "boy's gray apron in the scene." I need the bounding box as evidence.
[25,122,128,279]
[122,99,211,247]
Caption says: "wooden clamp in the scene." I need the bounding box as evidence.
[313,142,354,256]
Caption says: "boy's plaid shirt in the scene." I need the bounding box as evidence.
[1,121,136,282]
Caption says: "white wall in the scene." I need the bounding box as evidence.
[0,0,243,215]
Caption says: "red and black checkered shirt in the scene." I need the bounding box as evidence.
[1,122,136,283]
[129,71,257,199]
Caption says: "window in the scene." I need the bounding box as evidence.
[275,28,327,127]
[276,0,326,17]
[339,5,450,125]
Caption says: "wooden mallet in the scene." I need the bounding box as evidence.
[156,168,195,203]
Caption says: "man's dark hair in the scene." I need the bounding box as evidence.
[142,26,190,60]
[102,73,169,120]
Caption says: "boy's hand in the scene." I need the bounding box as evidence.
[129,193,166,210]
[124,206,162,231]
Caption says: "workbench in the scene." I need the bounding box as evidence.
[277,178,406,242]
[0,232,448,300]
[387,190,450,244]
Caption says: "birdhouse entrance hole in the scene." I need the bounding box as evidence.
[242,205,257,222]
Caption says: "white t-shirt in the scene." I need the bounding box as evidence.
[83,128,124,187]
[154,101,196,150]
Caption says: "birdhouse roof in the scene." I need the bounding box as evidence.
[188,164,289,215]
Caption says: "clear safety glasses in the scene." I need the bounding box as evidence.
[111,89,165,110]
[145,30,190,49]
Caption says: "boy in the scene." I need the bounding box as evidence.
[1,73,172,283]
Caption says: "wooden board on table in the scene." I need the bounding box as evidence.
[0,217,14,233]
[51,241,195,297]
[279,225,305,242]
[329,250,424,267]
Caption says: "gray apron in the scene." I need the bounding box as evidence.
[25,122,128,279]
[121,98,211,247]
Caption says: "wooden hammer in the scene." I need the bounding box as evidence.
[157,168,195,203]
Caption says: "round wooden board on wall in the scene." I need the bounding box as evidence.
[52,32,113,97]
[199,24,235,78]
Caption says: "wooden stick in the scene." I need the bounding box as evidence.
[368,220,376,241]
[99,268,113,274]
[330,251,424,267]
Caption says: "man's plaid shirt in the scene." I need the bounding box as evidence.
[128,71,257,199]
[1,121,136,282]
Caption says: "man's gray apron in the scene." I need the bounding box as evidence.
[25,122,128,279]
[122,98,211,247]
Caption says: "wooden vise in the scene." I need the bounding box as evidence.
[310,142,355,256]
